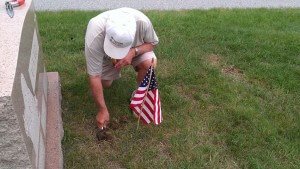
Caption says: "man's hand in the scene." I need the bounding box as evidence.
[96,107,110,129]
[114,48,135,70]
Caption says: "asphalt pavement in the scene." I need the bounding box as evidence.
[34,0,300,11]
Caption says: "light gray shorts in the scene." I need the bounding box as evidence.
[101,51,157,80]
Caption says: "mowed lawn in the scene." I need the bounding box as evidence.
[37,9,300,169]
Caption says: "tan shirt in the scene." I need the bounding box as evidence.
[85,7,159,76]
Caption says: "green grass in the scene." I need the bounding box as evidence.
[37,9,300,169]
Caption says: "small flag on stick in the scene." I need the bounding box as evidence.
[130,66,162,125]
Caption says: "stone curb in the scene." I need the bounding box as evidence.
[45,72,63,169]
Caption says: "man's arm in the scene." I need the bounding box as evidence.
[89,75,109,127]
[114,43,155,69]
[133,43,155,56]
[89,75,107,109]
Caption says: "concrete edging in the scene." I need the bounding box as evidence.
[45,72,63,169]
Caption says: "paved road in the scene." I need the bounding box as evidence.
[34,0,300,11]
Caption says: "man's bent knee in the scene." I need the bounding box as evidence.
[102,80,113,88]
[135,58,157,72]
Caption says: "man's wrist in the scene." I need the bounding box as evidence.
[130,48,137,58]
[98,105,108,111]
[134,47,139,56]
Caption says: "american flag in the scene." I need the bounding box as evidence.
[130,66,162,125]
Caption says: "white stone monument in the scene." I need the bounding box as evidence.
[0,0,63,168]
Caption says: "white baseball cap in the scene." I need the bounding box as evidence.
[104,11,136,59]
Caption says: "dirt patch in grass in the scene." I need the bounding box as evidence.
[97,116,129,141]
[106,161,125,169]
[222,65,243,76]
[208,54,222,67]
[96,129,114,142]
[221,65,244,81]
[92,115,130,142]
[207,54,244,80]
[157,141,172,160]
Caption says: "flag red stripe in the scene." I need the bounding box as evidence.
[158,94,161,124]
[140,102,153,121]
[141,108,153,122]
[135,89,147,94]
[144,97,154,110]
[157,97,161,124]
[131,96,144,102]
[146,91,155,103]
[134,105,152,123]
[132,107,150,124]
[148,91,155,101]
[153,90,162,125]
[144,100,154,113]
[154,89,158,124]
[143,101,154,120]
